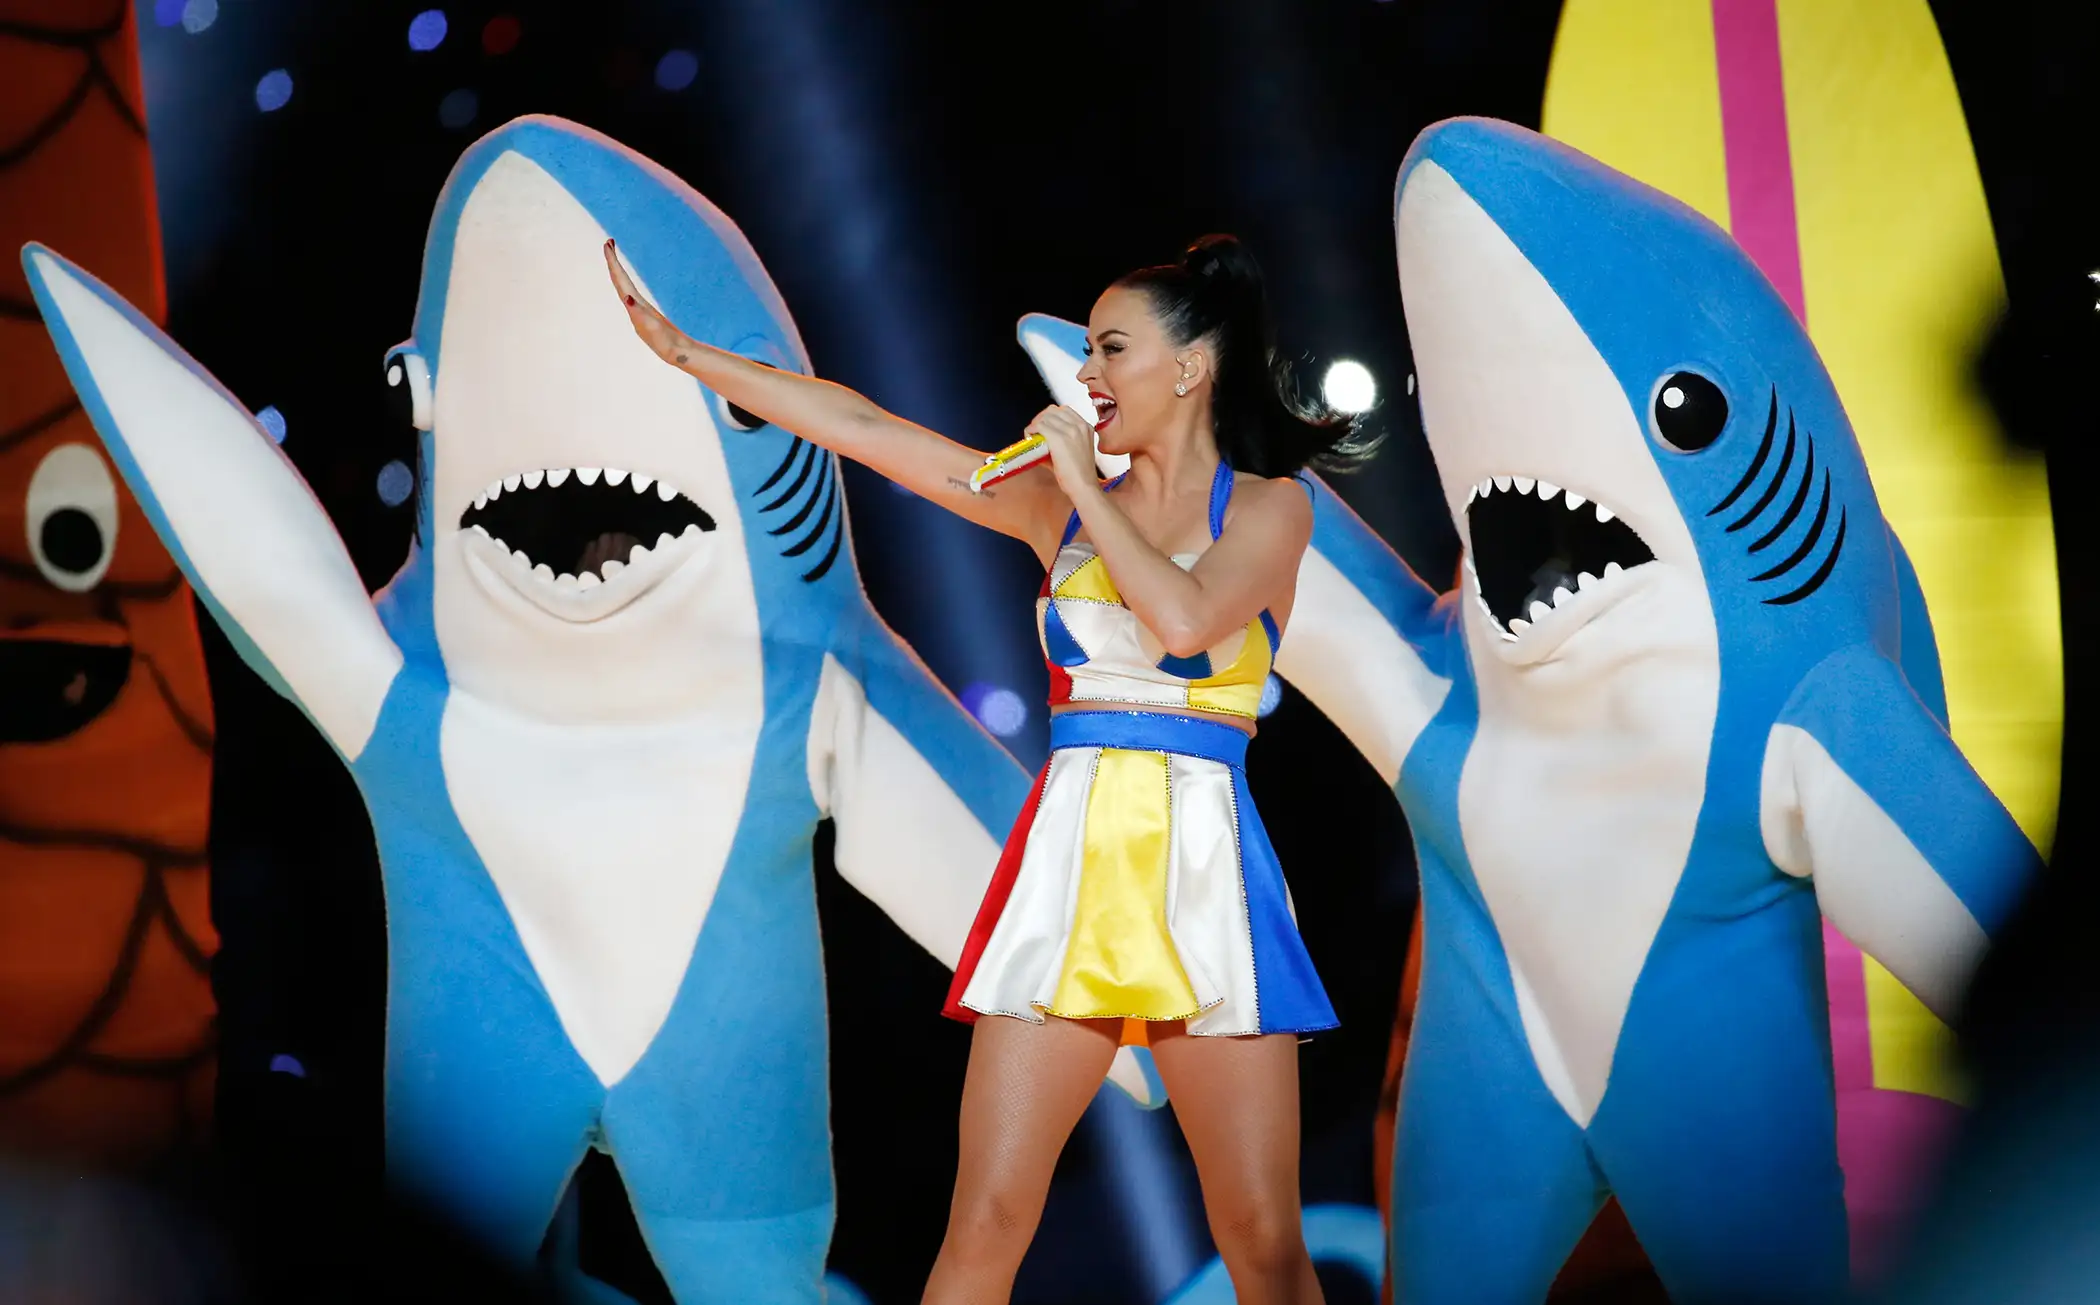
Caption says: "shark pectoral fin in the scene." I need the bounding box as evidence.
[1762,645,2041,1022]
[810,625,1030,969]
[1273,480,1454,786]
[22,243,403,759]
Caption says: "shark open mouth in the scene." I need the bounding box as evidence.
[1464,475,1656,640]
[458,467,716,590]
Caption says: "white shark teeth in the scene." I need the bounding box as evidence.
[656,531,676,551]
[1552,585,1575,609]
[474,492,488,510]
[510,548,531,570]
[1507,618,1530,636]
[1604,560,1624,579]
[533,562,554,581]
[1595,503,1615,523]
[578,572,601,589]
[1536,479,1560,500]
[1528,600,1551,623]
[548,467,571,487]
[1564,490,1586,510]
[1493,475,1512,492]
[656,480,676,502]
[680,521,703,540]
[602,559,626,578]
[606,468,629,486]
[523,469,544,490]
[503,474,521,492]
[632,473,654,495]
[555,572,580,590]
[1513,476,1535,494]
[1577,571,1599,592]
[578,467,602,486]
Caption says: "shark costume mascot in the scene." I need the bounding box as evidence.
[22,115,1153,1302]
[1020,117,2041,1303]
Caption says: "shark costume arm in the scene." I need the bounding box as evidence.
[1019,312,1456,784]
[809,612,1166,1108]
[22,245,402,760]
[1760,644,2041,1021]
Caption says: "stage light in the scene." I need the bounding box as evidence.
[655,49,699,92]
[255,405,287,444]
[180,0,217,34]
[961,684,1028,738]
[1321,360,1376,415]
[377,460,415,507]
[1257,673,1282,718]
[254,69,293,113]
[482,15,522,56]
[408,10,449,52]
[438,88,479,130]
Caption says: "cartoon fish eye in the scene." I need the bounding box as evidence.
[1651,370,1730,452]
[27,442,120,592]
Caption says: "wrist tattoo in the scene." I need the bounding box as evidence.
[676,353,688,363]
[944,476,991,497]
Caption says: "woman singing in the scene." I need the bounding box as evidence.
[607,233,1375,1305]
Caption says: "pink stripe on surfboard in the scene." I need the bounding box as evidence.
[1711,0,1806,320]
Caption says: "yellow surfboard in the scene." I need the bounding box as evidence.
[1543,0,2059,1277]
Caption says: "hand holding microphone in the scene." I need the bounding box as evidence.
[969,404,1104,495]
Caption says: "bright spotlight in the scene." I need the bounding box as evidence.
[1322,360,1376,415]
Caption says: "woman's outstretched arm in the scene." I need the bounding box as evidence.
[605,240,1069,558]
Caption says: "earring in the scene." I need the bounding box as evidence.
[1175,381,1188,396]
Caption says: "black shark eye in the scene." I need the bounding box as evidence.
[1652,371,1729,452]
[719,395,766,432]
[717,358,777,432]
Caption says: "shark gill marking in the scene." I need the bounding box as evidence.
[755,436,844,583]
[1707,388,1846,606]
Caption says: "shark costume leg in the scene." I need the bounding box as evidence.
[1392,858,1601,1305]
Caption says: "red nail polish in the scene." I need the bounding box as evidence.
[607,238,616,249]
[625,295,635,306]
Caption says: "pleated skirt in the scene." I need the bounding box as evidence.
[943,710,1337,1038]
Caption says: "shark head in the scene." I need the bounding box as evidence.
[382,116,856,721]
[1396,118,1892,682]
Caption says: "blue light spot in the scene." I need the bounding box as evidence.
[254,69,293,113]
[377,460,415,507]
[180,0,218,34]
[438,88,479,130]
[962,684,1029,738]
[654,48,699,92]
[437,88,479,129]
[1256,673,1283,718]
[153,0,185,27]
[267,1054,306,1078]
[407,9,449,51]
[254,405,287,444]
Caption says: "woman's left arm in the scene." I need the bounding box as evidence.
[1042,409,1311,659]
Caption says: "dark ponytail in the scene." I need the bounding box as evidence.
[1116,234,1381,478]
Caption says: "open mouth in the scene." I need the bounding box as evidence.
[458,466,716,609]
[1464,476,1656,641]
[1090,392,1117,433]
[0,638,132,743]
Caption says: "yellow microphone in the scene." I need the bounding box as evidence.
[968,432,1050,494]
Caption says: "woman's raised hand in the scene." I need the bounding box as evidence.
[603,238,692,366]
[1027,404,1099,498]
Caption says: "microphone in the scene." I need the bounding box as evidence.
[968,432,1050,494]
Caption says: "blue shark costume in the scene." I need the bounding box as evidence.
[23,115,1156,1303]
[1020,118,2041,1303]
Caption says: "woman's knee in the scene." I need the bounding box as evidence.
[1211,1203,1309,1277]
[943,1188,1042,1266]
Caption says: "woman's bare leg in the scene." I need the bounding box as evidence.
[1150,1025,1324,1305]
[922,1013,1121,1305]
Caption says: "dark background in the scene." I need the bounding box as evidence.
[110,1,2092,1302]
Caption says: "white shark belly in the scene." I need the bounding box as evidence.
[441,691,764,1086]
[1457,601,1719,1127]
